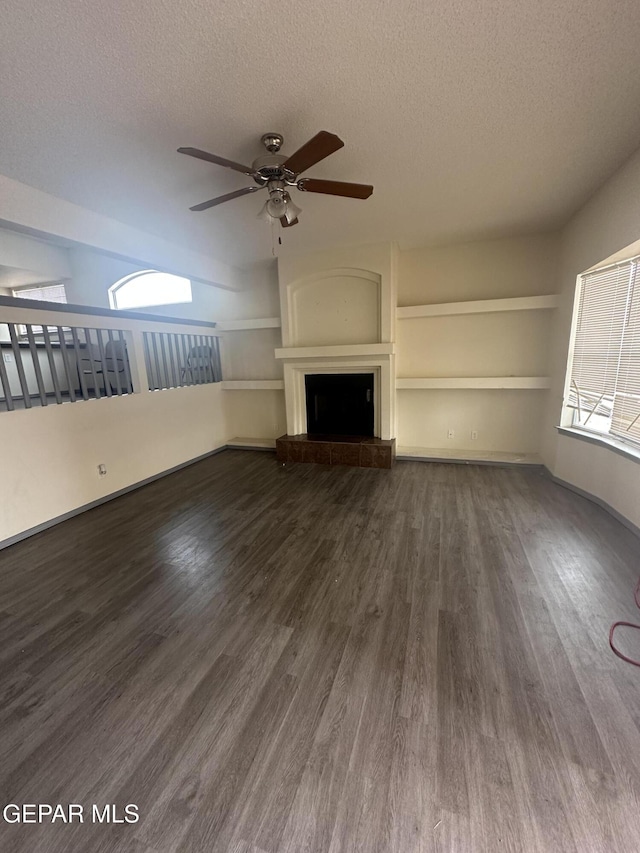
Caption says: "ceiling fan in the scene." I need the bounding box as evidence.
[178,131,373,228]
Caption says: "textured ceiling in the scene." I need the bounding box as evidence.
[1,0,640,268]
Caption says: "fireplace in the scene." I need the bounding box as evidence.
[275,253,397,467]
[305,373,374,437]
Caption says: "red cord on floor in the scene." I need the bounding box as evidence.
[609,577,640,667]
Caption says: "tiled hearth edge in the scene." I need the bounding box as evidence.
[276,435,396,469]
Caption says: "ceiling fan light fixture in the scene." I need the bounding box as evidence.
[265,195,286,218]
[257,200,272,222]
[283,194,302,223]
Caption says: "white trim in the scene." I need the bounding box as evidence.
[283,354,395,440]
[221,380,284,390]
[396,376,551,390]
[0,302,219,338]
[397,446,541,465]
[556,426,640,463]
[227,437,276,449]
[276,343,395,360]
[396,294,559,319]
[216,317,281,331]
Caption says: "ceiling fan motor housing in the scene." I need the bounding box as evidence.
[251,153,293,186]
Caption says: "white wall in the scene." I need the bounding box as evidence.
[0,298,232,544]
[0,384,228,543]
[397,389,545,455]
[396,234,559,455]
[399,234,560,304]
[225,389,286,441]
[222,329,283,381]
[397,311,551,378]
[544,144,640,530]
[0,227,71,282]
[66,248,281,324]
[0,173,238,289]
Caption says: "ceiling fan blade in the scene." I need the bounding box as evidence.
[282,131,344,176]
[297,178,373,199]
[178,147,256,177]
[280,216,299,228]
[189,185,263,212]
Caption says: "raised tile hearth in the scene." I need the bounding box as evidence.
[276,434,396,469]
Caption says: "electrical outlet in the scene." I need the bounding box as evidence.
[471,430,478,440]
[3,353,13,363]
[97,464,107,478]
[447,429,455,439]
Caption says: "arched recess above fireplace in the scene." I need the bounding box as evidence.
[286,267,381,347]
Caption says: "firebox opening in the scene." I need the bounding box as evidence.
[305,373,374,437]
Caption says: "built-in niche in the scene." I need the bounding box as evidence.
[288,268,381,347]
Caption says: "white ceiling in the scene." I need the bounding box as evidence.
[1,0,640,268]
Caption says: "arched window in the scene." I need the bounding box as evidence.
[109,270,192,311]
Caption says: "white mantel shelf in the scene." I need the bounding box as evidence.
[221,380,284,390]
[396,294,559,319]
[275,343,395,360]
[396,377,551,390]
[217,317,281,331]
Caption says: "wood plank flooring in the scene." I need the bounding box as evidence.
[1,450,640,852]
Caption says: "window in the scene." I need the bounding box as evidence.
[109,271,192,311]
[566,257,640,447]
[12,283,68,335]
[12,283,67,304]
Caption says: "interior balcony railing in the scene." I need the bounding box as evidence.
[0,295,222,413]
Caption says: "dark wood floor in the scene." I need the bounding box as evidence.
[1,450,640,852]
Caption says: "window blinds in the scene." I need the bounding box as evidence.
[612,264,640,441]
[12,283,68,337]
[567,258,640,444]
[13,283,67,303]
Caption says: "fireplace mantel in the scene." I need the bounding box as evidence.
[275,343,395,360]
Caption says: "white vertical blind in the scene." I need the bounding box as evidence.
[567,257,640,446]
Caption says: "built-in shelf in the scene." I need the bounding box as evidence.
[396,377,551,390]
[216,317,281,331]
[396,294,559,320]
[221,380,284,390]
[396,446,541,465]
[275,343,395,360]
